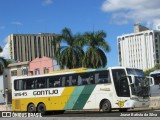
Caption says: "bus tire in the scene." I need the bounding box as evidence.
[101,99,111,112]
[27,103,36,113]
[37,103,46,115]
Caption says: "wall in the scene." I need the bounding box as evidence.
[29,56,55,75]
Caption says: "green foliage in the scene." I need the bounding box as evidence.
[55,28,110,69]
[144,68,155,76]
[144,63,160,76]
[82,31,110,68]
[0,46,8,75]
[154,63,160,70]
[55,28,84,69]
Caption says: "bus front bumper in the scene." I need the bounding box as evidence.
[129,99,150,108]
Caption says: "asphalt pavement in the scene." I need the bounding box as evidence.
[150,85,160,97]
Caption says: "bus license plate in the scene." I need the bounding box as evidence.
[142,103,145,105]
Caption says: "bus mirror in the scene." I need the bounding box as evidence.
[127,76,134,85]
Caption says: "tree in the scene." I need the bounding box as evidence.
[144,68,155,76]
[55,28,84,69]
[154,63,160,70]
[0,46,7,75]
[82,31,110,68]
[144,63,160,76]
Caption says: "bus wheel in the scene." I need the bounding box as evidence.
[27,103,36,113]
[37,103,46,115]
[119,108,128,112]
[101,100,111,112]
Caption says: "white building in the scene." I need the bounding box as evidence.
[156,24,160,31]
[118,24,160,70]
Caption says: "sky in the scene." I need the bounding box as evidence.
[0,0,160,67]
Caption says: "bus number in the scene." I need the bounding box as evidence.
[15,92,27,96]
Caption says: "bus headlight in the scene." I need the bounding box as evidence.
[131,97,139,101]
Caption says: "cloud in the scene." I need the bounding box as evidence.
[101,0,160,28]
[11,21,23,25]
[42,0,53,6]
[0,42,10,59]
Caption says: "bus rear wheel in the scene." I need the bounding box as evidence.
[37,103,46,115]
[27,103,36,113]
[101,100,111,112]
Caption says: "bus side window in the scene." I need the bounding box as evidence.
[61,77,65,87]
[81,73,90,85]
[49,76,61,87]
[96,70,111,84]
[37,78,46,89]
[71,75,78,86]
[65,79,70,86]
[89,74,95,84]
[14,79,25,90]
[54,76,62,87]
[100,71,109,83]
[14,80,19,90]
[78,75,82,85]
[25,79,34,89]
[49,79,54,88]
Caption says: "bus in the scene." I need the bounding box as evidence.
[12,67,154,114]
[150,71,160,85]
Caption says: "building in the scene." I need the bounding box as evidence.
[3,56,59,91]
[6,61,29,90]
[156,24,160,31]
[8,33,59,62]
[29,56,60,75]
[1,62,29,103]
[118,24,160,70]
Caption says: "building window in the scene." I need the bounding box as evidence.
[11,70,17,76]
[38,37,41,58]
[43,67,49,74]
[155,39,158,43]
[155,34,158,38]
[156,53,159,59]
[22,68,28,76]
[34,69,40,75]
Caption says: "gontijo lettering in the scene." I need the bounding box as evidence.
[33,89,58,96]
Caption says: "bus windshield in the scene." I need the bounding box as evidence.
[126,68,144,77]
[131,76,150,97]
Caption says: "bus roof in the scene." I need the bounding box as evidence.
[150,70,160,75]
[12,67,141,80]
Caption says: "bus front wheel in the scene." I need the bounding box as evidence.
[101,99,111,112]
[27,103,36,113]
[37,103,46,115]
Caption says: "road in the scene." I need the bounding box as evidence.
[150,85,160,96]
[44,109,160,117]
[0,110,160,120]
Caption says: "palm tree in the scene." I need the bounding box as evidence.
[82,31,110,68]
[0,46,7,75]
[55,28,84,69]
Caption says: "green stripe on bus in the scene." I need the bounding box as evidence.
[64,86,85,110]
[72,84,96,110]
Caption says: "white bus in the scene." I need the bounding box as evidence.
[12,67,154,114]
[150,71,160,85]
